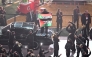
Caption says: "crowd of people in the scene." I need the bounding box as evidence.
[0,0,92,57]
[56,5,91,57]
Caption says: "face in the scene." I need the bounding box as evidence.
[74,35,77,38]
[85,10,88,14]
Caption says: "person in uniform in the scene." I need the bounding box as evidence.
[81,10,91,35]
[2,0,6,5]
[56,9,63,32]
[8,31,16,52]
[75,33,87,57]
[13,41,23,57]
[26,30,34,49]
[73,6,80,28]
[53,30,62,57]
[89,27,92,40]
[66,22,76,55]
[53,34,59,57]
[65,38,72,57]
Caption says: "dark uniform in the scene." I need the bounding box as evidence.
[89,27,92,40]
[73,6,80,28]
[56,9,63,32]
[82,27,89,48]
[39,47,49,57]
[0,14,7,26]
[2,0,6,5]
[53,35,59,57]
[8,31,16,51]
[26,30,34,49]
[13,41,23,57]
[66,22,76,54]
[53,30,62,57]
[81,10,91,35]
[65,38,72,57]
[81,48,91,57]
[75,34,87,57]
[26,11,34,22]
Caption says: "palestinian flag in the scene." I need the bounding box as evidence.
[38,14,52,27]
[39,20,52,27]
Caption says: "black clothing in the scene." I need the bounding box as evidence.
[0,47,3,53]
[66,23,76,54]
[89,28,92,40]
[0,15,7,26]
[53,36,59,57]
[81,13,91,25]
[82,27,89,48]
[13,43,23,57]
[76,36,87,57]
[65,40,72,57]
[78,36,86,44]
[81,49,91,57]
[26,11,34,22]
[26,33,34,49]
[73,8,79,28]
[2,0,6,5]
[66,23,76,34]
[8,31,16,51]
[34,12,40,27]
[56,11,62,31]
[65,34,76,57]
[39,47,49,57]
[81,13,91,35]
[40,0,44,4]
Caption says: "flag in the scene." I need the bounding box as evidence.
[38,14,52,27]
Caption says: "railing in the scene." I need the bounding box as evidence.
[2,14,92,27]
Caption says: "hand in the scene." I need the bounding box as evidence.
[76,29,79,32]
[49,50,51,52]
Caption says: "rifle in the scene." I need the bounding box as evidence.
[55,28,63,37]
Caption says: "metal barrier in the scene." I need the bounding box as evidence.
[2,14,92,27]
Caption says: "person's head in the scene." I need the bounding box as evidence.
[2,48,6,52]
[53,33,58,38]
[57,8,61,12]
[74,35,78,39]
[85,10,88,14]
[40,7,46,13]
[12,31,15,35]
[29,30,33,34]
[76,6,79,9]
[68,22,73,26]
[28,49,34,53]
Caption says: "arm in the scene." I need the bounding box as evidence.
[44,50,49,54]
[57,29,62,36]
[66,25,70,32]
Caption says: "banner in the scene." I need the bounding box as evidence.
[38,14,52,27]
